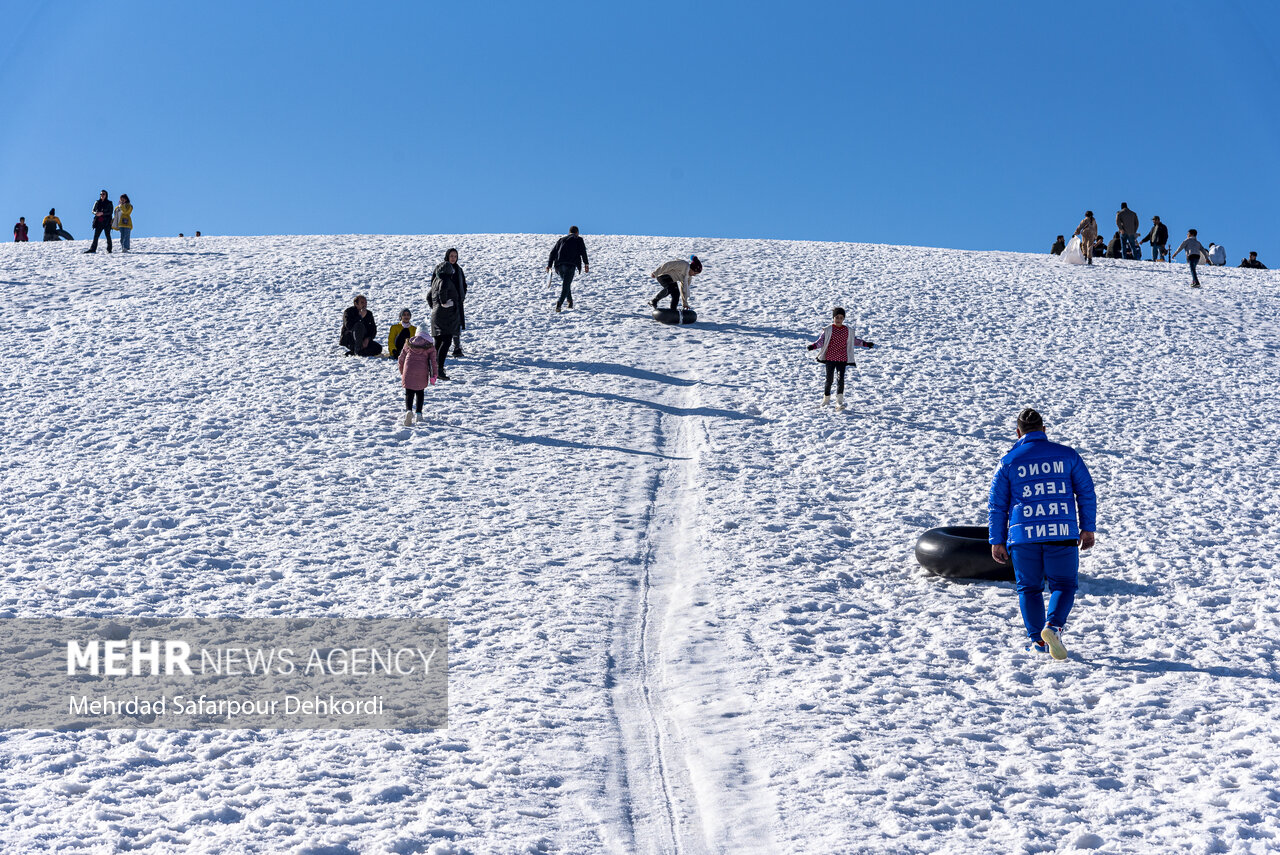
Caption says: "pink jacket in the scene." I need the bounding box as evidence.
[398,339,438,390]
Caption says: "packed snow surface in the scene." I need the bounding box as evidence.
[1,233,1278,854]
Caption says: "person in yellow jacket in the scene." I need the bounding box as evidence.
[387,308,418,358]
[43,209,73,241]
[112,194,133,252]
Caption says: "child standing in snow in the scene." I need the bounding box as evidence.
[397,335,438,425]
[807,308,873,409]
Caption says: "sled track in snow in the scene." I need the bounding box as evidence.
[605,397,703,855]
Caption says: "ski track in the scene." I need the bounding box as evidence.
[0,234,1278,853]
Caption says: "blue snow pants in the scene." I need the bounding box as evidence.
[1011,542,1078,639]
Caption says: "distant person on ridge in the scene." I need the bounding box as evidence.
[43,209,73,241]
[1171,228,1208,288]
[1073,212,1098,266]
[85,190,113,253]
[649,255,701,311]
[1116,202,1139,260]
[1140,216,1168,261]
[1239,251,1267,269]
[113,194,133,252]
[806,307,874,410]
[989,407,1097,660]
[1051,236,1066,255]
[1091,236,1107,258]
[13,217,28,241]
[340,294,383,356]
[1107,232,1122,259]
[428,248,465,379]
[1205,242,1226,267]
[546,226,590,313]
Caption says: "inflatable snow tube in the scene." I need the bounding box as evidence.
[652,308,698,325]
[915,526,1014,581]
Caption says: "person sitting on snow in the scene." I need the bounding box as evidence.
[1239,252,1267,269]
[340,294,383,356]
[1051,236,1066,255]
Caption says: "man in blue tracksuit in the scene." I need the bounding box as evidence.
[988,408,1097,660]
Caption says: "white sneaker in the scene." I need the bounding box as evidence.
[836,393,845,409]
[414,412,423,424]
[403,411,414,426]
[1040,626,1068,660]
[820,395,831,408]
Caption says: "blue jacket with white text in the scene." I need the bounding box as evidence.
[988,432,1097,546]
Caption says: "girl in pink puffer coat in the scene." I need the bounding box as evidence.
[397,335,438,425]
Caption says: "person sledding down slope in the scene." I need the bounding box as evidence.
[649,255,701,310]
[806,307,874,410]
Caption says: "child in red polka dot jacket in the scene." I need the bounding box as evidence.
[807,307,873,409]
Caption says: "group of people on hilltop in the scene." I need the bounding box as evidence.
[11,191,133,250]
[1051,202,1265,288]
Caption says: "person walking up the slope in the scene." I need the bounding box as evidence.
[1171,229,1208,288]
[649,255,701,310]
[397,335,438,425]
[989,408,1097,660]
[547,226,589,313]
[1073,211,1098,266]
[85,190,113,253]
[428,248,469,358]
[428,249,465,379]
[1116,202,1139,260]
[806,307,874,410]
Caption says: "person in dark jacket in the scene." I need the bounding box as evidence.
[428,249,465,379]
[427,248,468,358]
[547,226,590,313]
[1107,232,1122,259]
[989,408,1097,660]
[85,190,113,253]
[1239,252,1267,269]
[340,294,383,356]
[1139,216,1169,261]
[1050,235,1065,255]
[13,217,28,241]
[1091,237,1107,258]
[1116,203,1139,259]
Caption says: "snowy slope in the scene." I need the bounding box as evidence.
[0,233,1278,854]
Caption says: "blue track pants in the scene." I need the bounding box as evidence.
[1011,542,1078,639]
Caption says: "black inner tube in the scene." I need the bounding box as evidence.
[915,526,1014,581]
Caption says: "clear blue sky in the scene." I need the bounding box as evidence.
[3,1,1277,259]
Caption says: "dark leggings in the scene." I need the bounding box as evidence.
[652,274,680,309]
[556,263,576,308]
[435,334,458,370]
[1188,253,1200,285]
[404,389,424,412]
[89,225,112,252]
[823,362,847,395]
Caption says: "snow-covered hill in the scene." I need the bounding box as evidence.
[1,233,1278,854]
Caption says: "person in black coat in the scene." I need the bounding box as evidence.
[1239,252,1267,269]
[85,190,113,253]
[547,226,590,313]
[1050,235,1065,255]
[340,294,383,356]
[1091,237,1107,258]
[428,249,465,379]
